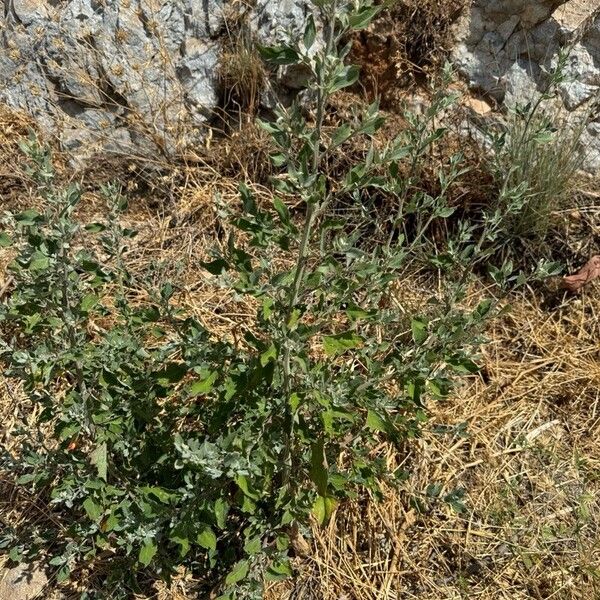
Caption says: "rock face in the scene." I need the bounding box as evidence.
[452,0,600,173]
[2,0,599,173]
[0,0,315,161]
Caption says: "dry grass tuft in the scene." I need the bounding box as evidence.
[218,33,267,120]
[207,122,274,185]
[0,105,47,209]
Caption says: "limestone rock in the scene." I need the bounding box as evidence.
[452,0,600,174]
[0,0,317,162]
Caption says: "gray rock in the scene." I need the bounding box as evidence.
[560,80,598,110]
[251,0,313,45]
[452,0,600,173]
[582,121,600,171]
[503,60,542,108]
[0,0,317,161]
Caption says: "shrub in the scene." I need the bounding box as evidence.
[0,1,554,598]
[487,50,587,244]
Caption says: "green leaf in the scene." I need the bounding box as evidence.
[366,409,387,433]
[239,183,257,215]
[15,209,41,226]
[65,182,81,206]
[0,232,12,247]
[260,343,277,367]
[287,308,301,330]
[244,537,262,555]
[16,474,35,485]
[196,526,217,552]
[139,541,157,566]
[56,565,70,582]
[29,251,50,271]
[269,152,287,167]
[84,222,107,233]
[224,377,237,401]
[427,378,447,398]
[265,560,292,581]
[411,318,428,345]
[346,304,374,321]
[331,123,352,147]
[303,14,317,49]
[321,409,333,435]
[225,560,249,586]
[349,6,382,30]
[83,497,103,522]
[258,44,300,65]
[8,547,23,563]
[80,293,99,313]
[384,135,409,158]
[330,65,360,93]
[444,488,467,513]
[276,534,290,551]
[90,442,107,481]
[188,371,218,396]
[171,536,190,557]
[236,475,259,500]
[103,512,119,532]
[322,331,363,356]
[99,368,127,389]
[436,206,456,218]
[214,498,228,529]
[312,495,337,526]
[289,392,300,412]
[256,119,282,135]
[426,482,442,498]
[273,197,291,225]
[448,357,479,375]
[310,440,328,496]
[141,486,174,504]
[262,297,274,320]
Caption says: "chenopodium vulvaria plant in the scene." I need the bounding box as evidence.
[1,1,511,598]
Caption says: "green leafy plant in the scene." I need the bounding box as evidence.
[0,2,551,598]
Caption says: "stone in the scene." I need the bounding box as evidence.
[11,0,54,26]
[0,0,318,161]
[503,60,542,108]
[452,0,600,174]
[0,564,48,600]
[581,122,600,172]
[463,96,493,116]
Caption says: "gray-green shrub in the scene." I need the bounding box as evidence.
[488,50,587,243]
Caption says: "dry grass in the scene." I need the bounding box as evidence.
[265,287,600,600]
[1,100,599,600]
[218,31,267,121]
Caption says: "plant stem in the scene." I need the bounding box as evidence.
[281,1,336,487]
